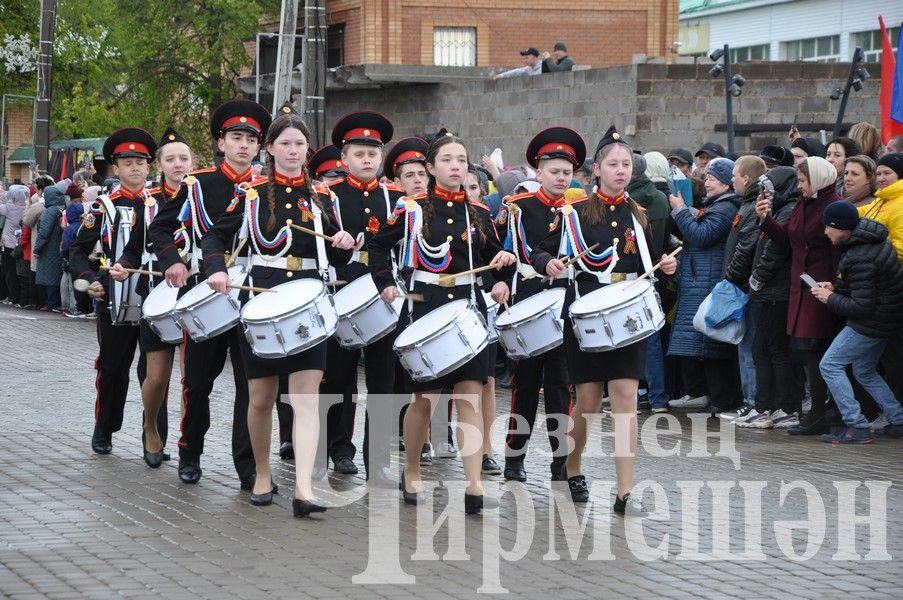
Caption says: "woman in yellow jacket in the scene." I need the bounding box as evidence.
[859,153,903,262]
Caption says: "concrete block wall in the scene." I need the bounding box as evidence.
[324,61,881,166]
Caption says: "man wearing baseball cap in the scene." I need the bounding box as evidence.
[694,141,726,174]
[492,47,542,80]
[542,41,575,72]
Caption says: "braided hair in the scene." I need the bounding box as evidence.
[423,132,486,245]
[263,112,329,232]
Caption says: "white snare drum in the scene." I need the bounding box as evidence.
[495,288,566,359]
[241,278,337,358]
[142,280,183,343]
[109,275,142,325]
[174,265,246,342]
[333,275,401,349]
[482,291,499,342]
[569,279,664,352]
[394,300,489,382]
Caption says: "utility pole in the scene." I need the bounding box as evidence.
[301,0,327,147]
[272,0,299,115]
[35,0,57,174]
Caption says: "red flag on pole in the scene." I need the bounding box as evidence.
[879,16,903,143]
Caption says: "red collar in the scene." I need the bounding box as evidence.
[274,171,306,186]
[536,186,564,207]
[220,162,253,184]
[346,174,379,191]
[594,190,626,206]
[117,186,143,200]
[434,185,466,202]
[162,181,179,199]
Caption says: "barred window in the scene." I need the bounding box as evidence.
[784,35,840,62]
[433,27,476,67]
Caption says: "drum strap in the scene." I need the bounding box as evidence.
[464,202,477,307]
[380,183,400,278]
[311,201,329,280]
[631,210,654,275]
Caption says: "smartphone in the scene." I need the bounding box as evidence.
[792,114,798,129]
[800,273,818,289]
[758,174,775,200]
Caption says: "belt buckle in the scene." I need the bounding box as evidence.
[610,272,627,283]
[286,255,301,271]
[438,276,455,288]
[356,251,369,266]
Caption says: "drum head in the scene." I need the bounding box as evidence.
[333,274,378,314]
[496,288,566,327]
[144,281,179,318]
[395,300,469,347]
[570,279,649,317]
[175,265,246,310]
[242,278,324,321]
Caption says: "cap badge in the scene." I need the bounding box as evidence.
[128,143,136,150]
[282,106,291,113]
[363,129,371,136]
[239,116,248,123]
[168,134,175,141]
[612,133,621,141]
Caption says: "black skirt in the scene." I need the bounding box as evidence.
[398,281,491,393]
[139,319,182,353]
[561,279,648,384]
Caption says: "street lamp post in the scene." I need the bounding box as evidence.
[709,44,746,154]
[832,47,868,138]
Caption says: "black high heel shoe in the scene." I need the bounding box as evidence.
[250,478,279,506]
[464,492,499,515]
[292,498,327,517]
[400,470,419,505]
[142,432,164,468]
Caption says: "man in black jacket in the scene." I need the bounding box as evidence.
[814,202,903,443]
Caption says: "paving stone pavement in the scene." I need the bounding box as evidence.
[1,304,902,599]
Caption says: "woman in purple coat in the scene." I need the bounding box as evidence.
[756,156,839,434]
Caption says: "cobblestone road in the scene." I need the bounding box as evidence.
[1,304,901,599]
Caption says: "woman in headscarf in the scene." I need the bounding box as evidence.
[33,186,67,311]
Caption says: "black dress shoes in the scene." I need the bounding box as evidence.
[142,433,164,468]
[559,465,589,503]
[333,456,359,474]
[293,498,327,517]
[250,480,279,506]
[178,457,202,484]
[91,428,112,455]
[161,452,171,461]
[464,492,499,515]
[503,461,527,482]
[279,441,294,460]
[400,471,419,505]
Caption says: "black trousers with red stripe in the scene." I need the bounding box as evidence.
[177,326,254,482]
[93,313,167,439]
[504,349,570,470]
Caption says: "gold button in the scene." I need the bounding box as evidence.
[611,220,618,227]
[447,293,454,300]
[284,203,292,209]
[364,207,371,214]
[610,205,616,211]
[286,187,292,193]
[550,207,556,212]
[286,218,293,225]
[613,238,620,244]
[447,201,453,207]
[447,218,454,225]
[363,191,369,197]
[446,235,453,242]
[286,271,294,278]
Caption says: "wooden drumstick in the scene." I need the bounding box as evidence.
[288,223,334,242]
[541,242,600,283]
[226,237,248,268]
[398,292,424,302]
[228,284,273,293]
[100,265,163,277]
[633,245,683,284]
[434,263,499,286]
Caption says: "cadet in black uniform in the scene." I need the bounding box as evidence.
[148,99,271,489]
[369,132,516,514]
[308,144,347,184]
[203,106,355,517]
[500,127,585,483]
[530,127,677,515]
[320,112,405,483]
[70,128,160,456]
[109,127,193,467]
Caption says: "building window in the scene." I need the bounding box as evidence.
[729,44,769,63]
[433,27,476,67]
[784,35,840,62]
[855,27,900,63]
[327,25,344,68]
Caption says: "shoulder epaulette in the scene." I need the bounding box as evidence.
[146,187,162,196]
[190,167,217,175]
[470,200,491,212]
[405,192,428,202]
[383,183,405,193]
[506,191,535,203]
[108,189,121,200]
[325,177,345,187]
[249,175,268,187]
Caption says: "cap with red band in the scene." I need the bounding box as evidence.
[102,127,157,164]
[308,144,347,178]
[525,126,586,168]
[384,137,429,180]
[331,111,394,148]
[209,99,272,140]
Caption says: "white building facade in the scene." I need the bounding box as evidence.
[679,0,903,63]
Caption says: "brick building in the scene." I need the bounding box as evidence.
[1,103,34,183]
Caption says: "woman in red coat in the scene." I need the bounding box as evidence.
[756,156,839,434]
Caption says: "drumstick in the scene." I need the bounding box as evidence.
[100,265,163,277]
[228,284,273,293]
[541,242,600,283]
[633,246,683,284]
[288,223,334,242]
[326,280,348,287]
[226,237,248,268]
[434,263,499,286]
[398,292,424,302]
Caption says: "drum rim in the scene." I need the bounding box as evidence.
[240,278,327,322]
[399,335,489,382]
[569,281,651,318]
[496,289,566,328]
[392,299,472,349]
[503,336,564,359]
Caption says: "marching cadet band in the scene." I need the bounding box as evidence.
[74,99,677,519]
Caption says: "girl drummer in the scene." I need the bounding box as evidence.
[202,106,355,518]
[530,126,677,515]
[110,127,193,467]
[369,132,516,514]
